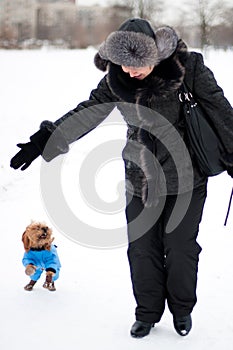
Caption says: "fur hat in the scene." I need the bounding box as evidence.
[94,18,179,71]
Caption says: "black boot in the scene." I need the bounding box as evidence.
[130,320,154,338]
[173,315,192,336]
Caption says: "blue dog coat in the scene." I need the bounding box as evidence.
[22,244,61,281]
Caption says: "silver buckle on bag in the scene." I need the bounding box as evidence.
[178,91,193,102]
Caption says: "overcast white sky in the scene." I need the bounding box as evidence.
[77,0,180,7]
[76,0,186,23]
[77,0,108,5]
[77,0,111,5]
[77,0,231,5]
[76,0,231,25]
[76,0,197,26]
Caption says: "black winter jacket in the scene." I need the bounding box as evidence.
[43,40,233,205]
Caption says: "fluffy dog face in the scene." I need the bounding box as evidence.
[22,222,54,252]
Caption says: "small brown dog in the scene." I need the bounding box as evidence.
[22,222,61,291]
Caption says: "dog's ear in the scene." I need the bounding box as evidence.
[22,231,30,252]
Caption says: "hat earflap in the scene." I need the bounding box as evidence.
[155,26,179,60]
[94,52,109,72]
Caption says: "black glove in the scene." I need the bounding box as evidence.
[10,142,41,171]
[10,128,52,171]
[10,121,69,171]
[221,153,233,178]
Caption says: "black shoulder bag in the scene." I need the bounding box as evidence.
[179,83,226,176]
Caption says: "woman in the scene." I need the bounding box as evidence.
[10,18,233,337]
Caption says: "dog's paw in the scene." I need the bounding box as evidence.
[25,264,36,276]
[45,271,55,281]
[43,281,56,291]
[24,280,37,291]
[43,271,56,291]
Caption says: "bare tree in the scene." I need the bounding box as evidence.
[198,0,223,48]
[105,4,133,32]
[108,0,164,25]
[181,0,228,49]
[221,5,233,27]
[211,6,233,48]
[133,0,163,21]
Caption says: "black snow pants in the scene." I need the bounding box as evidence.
[125,183,207,323]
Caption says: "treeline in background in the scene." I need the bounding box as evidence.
[0,0,232,50]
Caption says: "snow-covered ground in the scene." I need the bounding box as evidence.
[1,47,233,350]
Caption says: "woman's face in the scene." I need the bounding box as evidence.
[121,65,154,80]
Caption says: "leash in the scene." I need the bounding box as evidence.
[224,187,233,226]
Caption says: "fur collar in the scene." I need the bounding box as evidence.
[106,40,189,207]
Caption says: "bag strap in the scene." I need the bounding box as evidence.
[224,187,233,226]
